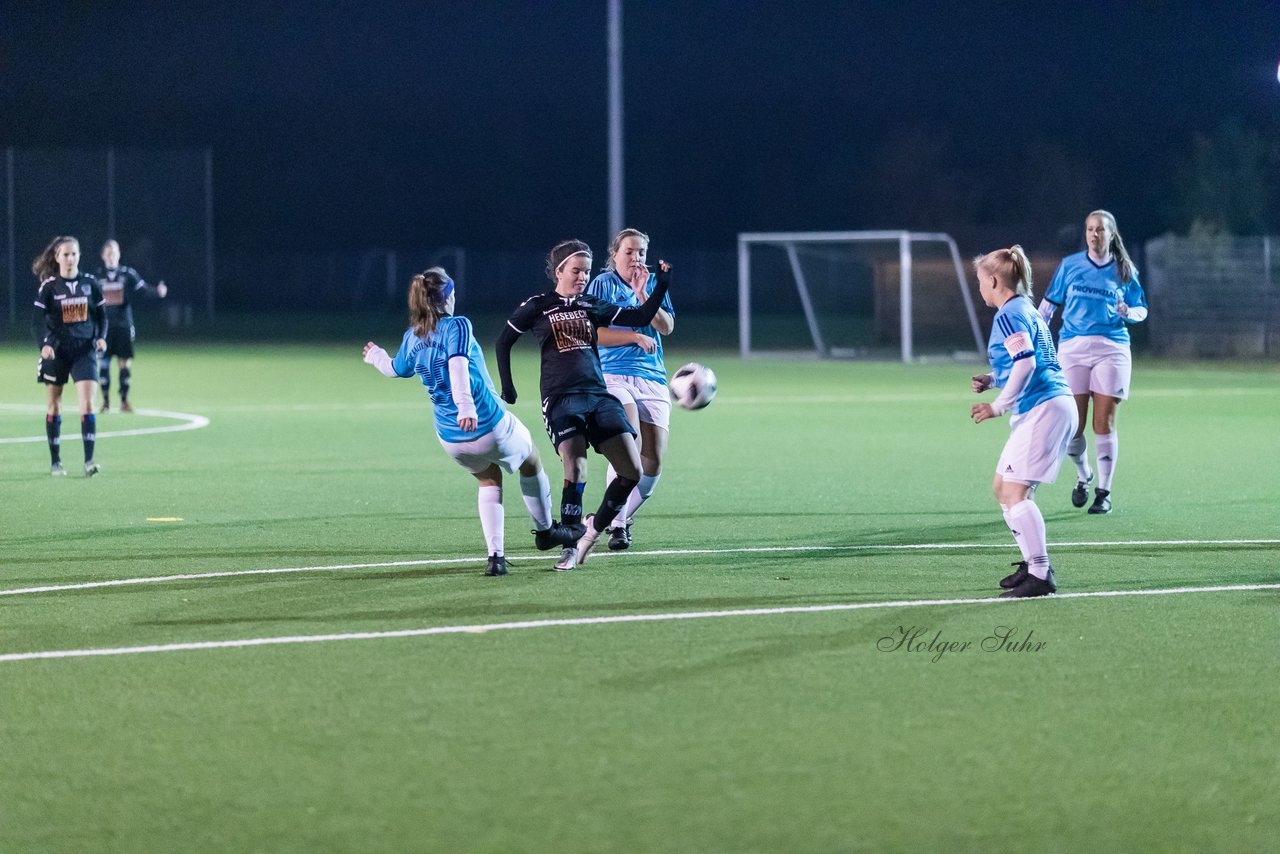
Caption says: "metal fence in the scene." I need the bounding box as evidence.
[1144,233,1278,357]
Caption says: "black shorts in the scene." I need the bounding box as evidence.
[542,390,636,452]
[38,342,99,386]
[103,324,136,359]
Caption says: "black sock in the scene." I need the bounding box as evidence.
[119,366,131,402]
[46,415,61,465]
[561,481,585,527]
[594,475,639,532]
[99,364,111,401]
[81,414,96,463]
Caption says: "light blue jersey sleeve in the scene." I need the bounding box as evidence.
[391,319,507,443]
[988,297,1071,415]
[587,270,674,384]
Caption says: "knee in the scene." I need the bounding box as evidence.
[641,453,662,477]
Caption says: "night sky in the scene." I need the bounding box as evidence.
[4,0,1278,254]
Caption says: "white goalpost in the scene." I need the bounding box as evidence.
[737,230,985,362]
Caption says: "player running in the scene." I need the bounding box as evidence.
[31,236,108,477]
[495,239,671,570]
[362,267,578,577]
[970,246,1077,598]
[1040,210,1147,515]
[95,239,168,413]
[586,227,676,551]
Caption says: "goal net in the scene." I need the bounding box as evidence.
[737,231,984,361]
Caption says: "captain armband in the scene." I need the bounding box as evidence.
[1002,332,1031,359]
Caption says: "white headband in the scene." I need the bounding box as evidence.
[555,250,591,273]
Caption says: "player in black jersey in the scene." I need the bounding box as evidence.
[495,239,671,570]
[31,236,108,477]
[96,239,167,412]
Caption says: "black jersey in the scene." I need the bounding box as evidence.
[506,293,622,399]
[497,275,670,403]
[95,265,155,326]
[33,275,108,347]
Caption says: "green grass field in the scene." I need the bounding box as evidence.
[1,342,1277,852]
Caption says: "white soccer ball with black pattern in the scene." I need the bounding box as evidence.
[669,362,717,410]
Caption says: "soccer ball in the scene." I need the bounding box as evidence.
[669,362,717,410]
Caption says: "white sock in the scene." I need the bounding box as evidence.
[1007,499,1050,579]
[520,471,554,531]
[478,485,504,556]
[1095,432,1118,492]
[1000,503,1029,561]
[615,473,661,529]
[1067,435,1091,482]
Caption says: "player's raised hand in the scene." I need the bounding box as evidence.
[655,259,671,287]
[627,262,649,298]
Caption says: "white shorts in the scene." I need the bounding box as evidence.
[604,374,671,432]
[438,411,534,475]
[996,395,1079,485]
[1058,335,1133,400]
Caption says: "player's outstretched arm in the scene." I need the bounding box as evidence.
[362,342,398,377]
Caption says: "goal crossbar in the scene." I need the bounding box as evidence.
[737,230,985,362]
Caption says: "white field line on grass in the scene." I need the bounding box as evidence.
[0,405,208,443]
[721,387,1280,406]
[2,539,1277,599]
[3,581,1279,664]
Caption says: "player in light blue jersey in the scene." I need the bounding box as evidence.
[363,268,577,576]
[1040,210,1147,515]
[586,228,676,551]
[971,246,1078,598]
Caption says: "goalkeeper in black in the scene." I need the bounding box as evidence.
[495,239,671,570]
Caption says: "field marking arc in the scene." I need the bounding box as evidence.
[2,538,1276,599]
[2,580,1278,664]
[0,405,208,444]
